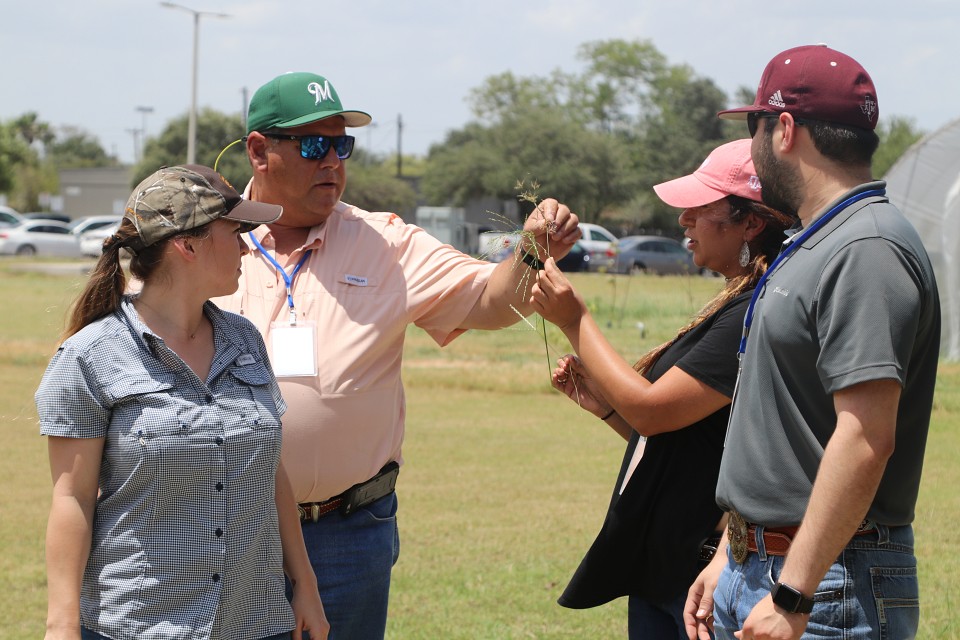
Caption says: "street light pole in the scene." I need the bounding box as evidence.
[135,106,154,162]
[160,2,229,165]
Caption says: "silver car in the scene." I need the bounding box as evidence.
[612,236,699,275]
[0,220,83,257]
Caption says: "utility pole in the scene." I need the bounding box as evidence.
[135,106,154,162]
[396,113,403,178]
[127,128,142,164]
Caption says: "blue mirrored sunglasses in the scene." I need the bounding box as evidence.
[264,133,355,160]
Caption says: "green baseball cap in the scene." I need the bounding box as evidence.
[246,72,372,134]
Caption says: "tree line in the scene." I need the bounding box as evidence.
[0,39,923,233]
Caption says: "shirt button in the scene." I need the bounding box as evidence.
[212,573,220,582]
[215,437,224,445]
[215,482,224,491]
[215,528,223,537]
[205,394,214,403]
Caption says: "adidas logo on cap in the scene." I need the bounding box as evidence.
[768,90,786,108]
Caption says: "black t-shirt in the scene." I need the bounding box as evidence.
[558,291,750,608]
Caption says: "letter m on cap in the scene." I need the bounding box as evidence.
[308,81,333,105]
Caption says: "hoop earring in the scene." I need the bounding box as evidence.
[739,241,751,268]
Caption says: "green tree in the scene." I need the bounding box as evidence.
[137,108,250,189]
[423,108,636,223]
[573,39,668,132]
[0,121,34,194]
[423,38,732,231]
[632,68,731,228]
[343,149,418,215]
[873,115,924,179]
[47,127,117,169]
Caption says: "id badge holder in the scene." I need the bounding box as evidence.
[270,320,318,377]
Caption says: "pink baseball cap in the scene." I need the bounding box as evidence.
[653,139,763,208]
[718,44,879,130]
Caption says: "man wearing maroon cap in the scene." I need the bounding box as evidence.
[684,45,940,640]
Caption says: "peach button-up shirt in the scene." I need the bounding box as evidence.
[214,201,496,502]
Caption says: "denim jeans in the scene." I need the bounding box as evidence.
[294,492,400,640]
[628,593,692,640]
[713,524,919,639]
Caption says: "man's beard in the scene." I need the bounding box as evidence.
[755,130,802,219]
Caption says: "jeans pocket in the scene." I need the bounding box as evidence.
[872,566,919,640]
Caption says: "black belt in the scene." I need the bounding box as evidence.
[298,461,400,522]
[699,534,723,563]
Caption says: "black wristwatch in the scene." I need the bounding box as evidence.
[771,582,814,614]
[520,251,544,271]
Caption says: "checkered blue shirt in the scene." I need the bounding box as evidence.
[36,297,294,640]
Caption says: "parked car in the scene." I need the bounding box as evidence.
[23,212,72,224]
[0,220,83,257]
[0,206,24,228]
[486,239,591,272]
[79,222,120,257]
[612,236,699,275]
[578,222,618,271]
[69,215,123,237]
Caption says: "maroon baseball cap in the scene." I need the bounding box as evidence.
[719,44,879,130]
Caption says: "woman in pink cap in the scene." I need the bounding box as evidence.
[529,139,793,639]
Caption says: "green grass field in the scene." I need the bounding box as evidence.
[2,261,957,638]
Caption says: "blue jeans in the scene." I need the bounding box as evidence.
[81,629,291,639]
[713,524,919,639]
[295,492,400,640]
[629,593,693,640]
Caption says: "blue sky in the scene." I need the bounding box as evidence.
[3,0,957,164]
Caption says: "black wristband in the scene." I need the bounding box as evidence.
[521,251,544,271]
[600,408,615,421]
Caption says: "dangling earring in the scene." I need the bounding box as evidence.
[738,241,751,268]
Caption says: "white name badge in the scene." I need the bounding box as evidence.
[270,321,317,377]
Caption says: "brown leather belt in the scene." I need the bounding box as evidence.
[297,497,343,522]
[298,461,400,523]
[729,510,876,563]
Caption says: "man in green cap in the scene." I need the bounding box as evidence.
[214,71,581,638]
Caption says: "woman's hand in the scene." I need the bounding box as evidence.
[290,578,330,640]
[552,354,612,418]
[529,258,587,330]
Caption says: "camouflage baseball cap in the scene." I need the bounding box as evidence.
[124,165,282,251]
[246,72,372,134]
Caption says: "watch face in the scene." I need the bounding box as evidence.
[772,582,814,614]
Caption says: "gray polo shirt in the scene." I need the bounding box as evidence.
[716,182,940,527]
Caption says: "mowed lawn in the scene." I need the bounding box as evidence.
[1,261,957,639]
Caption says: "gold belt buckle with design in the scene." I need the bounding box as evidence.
[728,510,749,564]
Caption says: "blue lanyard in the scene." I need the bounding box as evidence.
[248,231,312,323]
[738,188,886,356]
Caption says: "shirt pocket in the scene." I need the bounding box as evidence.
[228,362,282,429]
[98,377,178,499]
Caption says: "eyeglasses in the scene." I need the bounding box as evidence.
[263,133,356,160]
[747,111,809,138]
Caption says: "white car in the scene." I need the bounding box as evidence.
[0,220,83,257]
[0,205,24,228]
[69,215,123,237]
[79,222,120,257]
[578,222,618,272]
